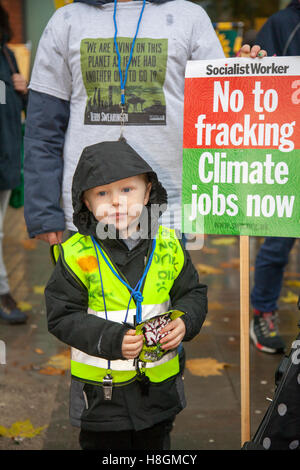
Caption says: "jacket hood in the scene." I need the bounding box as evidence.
[74,0,173,5]
[72,139,168,236]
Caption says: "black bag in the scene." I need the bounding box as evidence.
[2,45,25,207]
[242,297,300,450]
[9,122,24,209]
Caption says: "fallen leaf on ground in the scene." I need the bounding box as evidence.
[196,264,223,275]
[208,301,224,311]
[0,420,47,439]
[284,280,300,288]
[284,272,300,278]
[17,301,32,312]
[211,237,237,246]
[186,358,231,377]
[21,364,34,371]
[201,246,219,255]
[33,286,45,295]
[34,348,44,355]
[20,239,37,251]
[280,290,299,304]
[39,366,66,376]
[39,349,71,375]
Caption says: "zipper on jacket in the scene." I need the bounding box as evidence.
[139,241,153,293]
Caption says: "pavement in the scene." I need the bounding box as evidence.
[0,207,299,451]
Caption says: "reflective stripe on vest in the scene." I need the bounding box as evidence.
[53,226,185,384]
[71,348,179,384]
[87,301,170,337]
[73,301,170,372]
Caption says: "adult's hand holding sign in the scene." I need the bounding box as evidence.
[182,56,300,237]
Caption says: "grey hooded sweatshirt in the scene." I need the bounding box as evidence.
[24,0,224,237]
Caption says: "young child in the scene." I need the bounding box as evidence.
[44,139,208,450]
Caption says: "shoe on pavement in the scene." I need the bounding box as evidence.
[250,309,286,354]
[0,293,28,324]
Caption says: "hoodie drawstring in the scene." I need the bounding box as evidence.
[113,0,146,136]
[91,236,156,397]
[91,236,156,326]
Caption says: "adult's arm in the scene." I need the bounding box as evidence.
[189,5,225,60]
[24,8,73,238]
[24,90,70,238]
[255,15,283,56]
[6,48,28,108]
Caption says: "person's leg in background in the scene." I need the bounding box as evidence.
[0,190,27,324]
[250,237,296,354]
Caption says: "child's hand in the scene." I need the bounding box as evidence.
[122,329,144,360]
[159,318,186,351]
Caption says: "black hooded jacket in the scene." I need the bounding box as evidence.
[0,39,24,190]
[255,0,300,56]
[44,140,207,432]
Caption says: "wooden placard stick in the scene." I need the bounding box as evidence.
[240,235,250,445]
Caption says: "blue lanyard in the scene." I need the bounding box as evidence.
[91,236,156,326]
[113,0,146,106]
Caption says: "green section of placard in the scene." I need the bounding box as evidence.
[182,148,300,237]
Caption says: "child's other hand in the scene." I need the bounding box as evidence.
[122,329,144,360]
[159,318,186,351]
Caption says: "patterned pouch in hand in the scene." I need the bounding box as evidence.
[135,310,184,363]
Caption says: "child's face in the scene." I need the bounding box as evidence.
[83,174,152,233]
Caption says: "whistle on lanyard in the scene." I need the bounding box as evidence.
[102,373,113,401]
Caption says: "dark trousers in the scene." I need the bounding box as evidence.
[251,237,296,312]
[79,419,173,450]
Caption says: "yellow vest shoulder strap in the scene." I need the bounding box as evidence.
[51,233,92,289]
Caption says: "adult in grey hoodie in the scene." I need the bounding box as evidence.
[24,0,265,243]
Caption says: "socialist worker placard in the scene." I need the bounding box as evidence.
[182,56,300,237]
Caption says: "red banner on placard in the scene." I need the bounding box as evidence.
[184,76,300,150]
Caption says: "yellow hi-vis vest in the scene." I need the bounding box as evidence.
[53,226,185,386]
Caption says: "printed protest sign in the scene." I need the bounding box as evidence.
[80,38,167,125]
[183,56,300,238]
